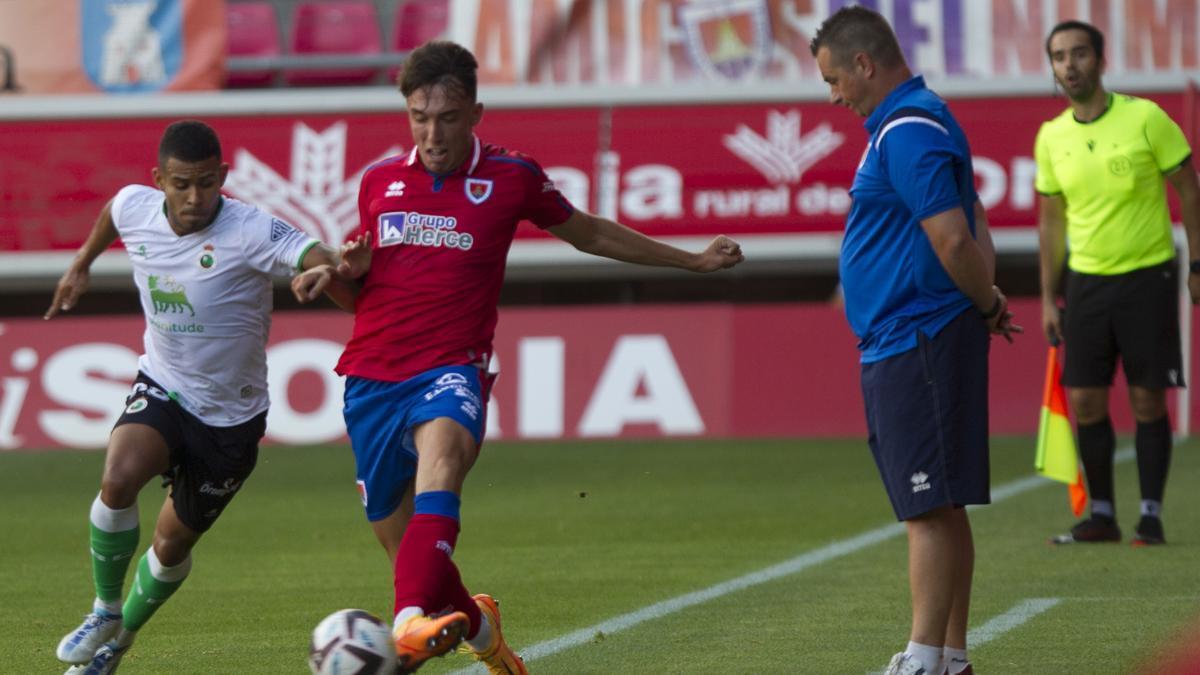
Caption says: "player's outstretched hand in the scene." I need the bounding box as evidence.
[44,266,90,320]
[337,231,372,280]
[292,265,333,303]
[693,235,744,272]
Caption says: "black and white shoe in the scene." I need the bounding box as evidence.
[1131,515,1166,546]
[1049,515,1121,544]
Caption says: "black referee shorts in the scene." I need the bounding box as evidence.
[113,372,266,533]
[1063,260,1184,389]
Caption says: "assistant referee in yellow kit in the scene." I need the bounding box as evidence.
[1036,20,1200,546]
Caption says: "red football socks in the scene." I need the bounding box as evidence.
[392,513,482,635]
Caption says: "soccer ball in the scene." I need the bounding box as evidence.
[308,608,397,675]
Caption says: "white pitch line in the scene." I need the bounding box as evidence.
[871,598,1062,672]
[967,598,1062,648]
[452,448,1135,673]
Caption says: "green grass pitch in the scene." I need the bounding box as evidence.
[3,437,1198,673]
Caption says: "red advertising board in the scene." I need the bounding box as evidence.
[0,301,1178,451]
[0,93,1188,253]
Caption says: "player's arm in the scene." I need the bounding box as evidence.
[1037,192,1068,344]
[547,210,743,272]
[973,199,996,282]
[45,198,119,319]
[1165,158,1200,304]
[292,232,371,312]
[921,207,1020,342]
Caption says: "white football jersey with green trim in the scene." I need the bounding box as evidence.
[112,184,317,426]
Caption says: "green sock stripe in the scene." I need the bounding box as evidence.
[89,524,139,604]
[122,553,187,632]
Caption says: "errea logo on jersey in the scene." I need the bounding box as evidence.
[378,211,474,251]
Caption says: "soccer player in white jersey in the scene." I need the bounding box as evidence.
[46,120,358,674]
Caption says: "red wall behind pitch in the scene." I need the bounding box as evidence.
[0,299,1180,450]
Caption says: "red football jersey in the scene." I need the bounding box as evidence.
[335,136,575,382]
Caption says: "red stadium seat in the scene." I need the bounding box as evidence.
[286,1,383,86]
[225,2,281,88]
[389,0,450,84]
[394,0,449,51]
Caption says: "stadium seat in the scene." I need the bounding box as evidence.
[394,0,449,52]
[388,0,449,84]
[224,2,280,88]
[286,1,383,86]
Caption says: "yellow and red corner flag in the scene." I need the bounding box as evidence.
[1034,345,1088,517]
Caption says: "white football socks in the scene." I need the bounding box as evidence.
[466,612,493,652]
[944,646,969,674]
[393,606,423,632]
[905,641,943,674]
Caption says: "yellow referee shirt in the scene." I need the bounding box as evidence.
[1034,93,1191,275]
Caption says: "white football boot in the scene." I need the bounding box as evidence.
[63,641,129,675]
[56,609,121,664]
[883,652,930,675]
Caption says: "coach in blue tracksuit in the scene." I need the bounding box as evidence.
[811,7,1021,675]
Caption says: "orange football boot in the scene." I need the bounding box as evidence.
[463,594,528,674]
[393,610,469,673]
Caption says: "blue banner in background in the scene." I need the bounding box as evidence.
[81,0,183,92]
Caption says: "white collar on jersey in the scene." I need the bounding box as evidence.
[406,135,482,176]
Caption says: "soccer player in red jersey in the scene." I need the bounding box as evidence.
[292,41,743,673]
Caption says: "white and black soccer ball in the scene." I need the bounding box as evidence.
[308,608,397,675]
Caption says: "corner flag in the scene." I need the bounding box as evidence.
[1034,345,1087,517]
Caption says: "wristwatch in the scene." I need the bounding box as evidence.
[1190,260,1200,274]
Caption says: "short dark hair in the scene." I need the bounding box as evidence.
[1045,20,1105,62]
[810,6,905,69]
[158,120,221,165]
[399,40,478,103]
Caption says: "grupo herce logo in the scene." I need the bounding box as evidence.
[377,211,474,251]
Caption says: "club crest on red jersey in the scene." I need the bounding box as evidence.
[465,178,493,205]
